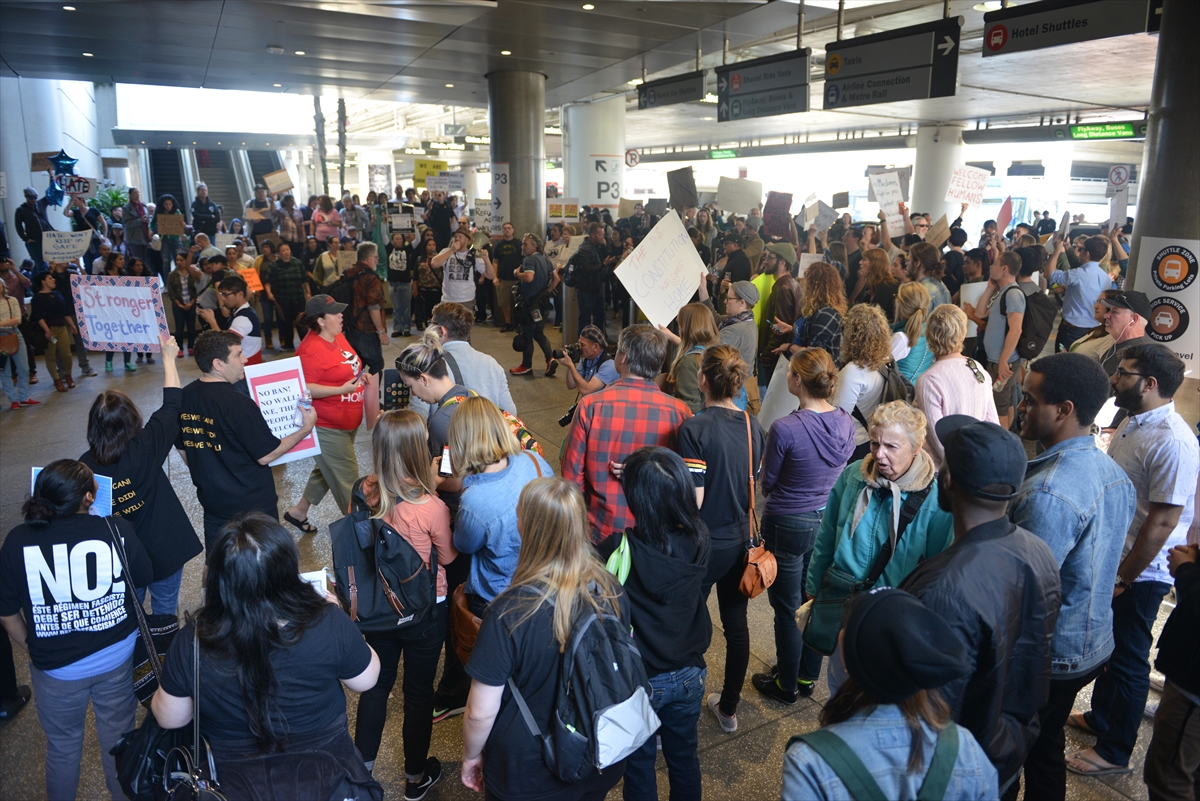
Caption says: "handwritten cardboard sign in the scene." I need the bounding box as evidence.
[925,214,952,249]
[262,169,294,195]
[614,212,706,329]
[56,174,97,199]
[944,165,991,207]
[255,232,283,250]
[71,275,169,353]
[243,357,320,466]
[336,251,357,270]
[867,166,910,202]
[43,230,93,262]
[798,253,823,278]
[717,177,762,216]
[618,198,638,219]
[809,200,838,233]
[425,176,451,193]
[156,214,185,236]
[831,191,850,209]
[238,268,264,293]
[215,233,237,250]
[473,199,492,232]
[667,167,699,211]
[242,207,266,222]
[438,171,466,192]
[30,151,57,172]
[868,172,907,239]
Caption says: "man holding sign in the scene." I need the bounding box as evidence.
[176,330,316,553]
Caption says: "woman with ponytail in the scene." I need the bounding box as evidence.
[0,459,152,800]
[889,281,935,382]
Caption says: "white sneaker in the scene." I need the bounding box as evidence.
[707,693,737,733]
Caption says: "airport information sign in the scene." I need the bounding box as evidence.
[823,18,962,110]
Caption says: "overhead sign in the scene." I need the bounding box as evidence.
[1069,122,1142,140]
[70,275,169,353]
[1133,237,1198,365]
[614,212,706,329]
[709,149,740,160]
[715,49,811,123]
[637,71,706,110]
[983,0,1157,57]
[625,150,641,169]
[945,165,992,207]
[244,357,321,467]
[823,17,962,110]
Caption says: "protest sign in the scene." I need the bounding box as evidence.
[944,165,990,207]
[548,200,564,220]
[960,282,987,338]
[644,198,668,216]
[32,468,112,516]
[996,196,1014,236]
[831,191,850,209]
[243,357,320,467]
[764,191,793,216]
[30,151,57,172]
[562,198,580,220]
[242,207,266,221]
[811,201,838,233]
[717,177,762,215]
[868,172,907,238]
[867,166,911,202]
[798,253,823,277]
[215,233,237,250]
[1107,187,1129,232]
[438,171,466,192]
[55,174,97,199]
[389,213,416,233]
[667,167,699,211]
[925,214,951,249]
[42,230,93,262]
[1058,211,1071,234]
[238,268,264,293]
[336,251,357,270]
[425,175,451,193]
[255,232,283,251]
[618,198,637,219]
[71,275,169,353]
[413,159,449,189]
[614,212,705,329]
[262,169,293,195]
[156,214,185,236]
[474,198,492,231]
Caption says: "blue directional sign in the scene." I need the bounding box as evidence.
[715,49,811,123]
[637,71,706,110]
[823,17,962,110]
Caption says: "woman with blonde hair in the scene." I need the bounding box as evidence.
[912,305,998,467]
[452,396,553,617]
[890,281,934,382]
[352,409,456,795]
[833,304,893,460]
[849,247,900,317]
[665,302,720,413]
[462,478,630,800]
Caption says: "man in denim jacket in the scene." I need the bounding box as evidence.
[1010,353,1135,800]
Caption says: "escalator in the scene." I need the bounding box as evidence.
[246,150,284,190]
[195,149,240,227]
[148,149,185,206]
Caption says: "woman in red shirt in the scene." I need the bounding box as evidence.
[284,294,365,533]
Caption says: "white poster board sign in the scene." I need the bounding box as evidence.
[262,169,294,195]
[717,176,763,216]
[389,213,416,233]
[215,233,237,250]
[55,174,98,199]
[867,166,911,202]
[491,162,509,235]
[614,212,706,329]
[43,230,93,262]
[945,165,991,207]
[439,171,466,193]
[243,357,321,466]
[811,200,838,233]
[1108,186,1129,232]
[868,171,907,239]
[960,281,988,338]
[798,253,823,278]
[71,275,169,353]
[474,198,492,232]
[425,175,451,193]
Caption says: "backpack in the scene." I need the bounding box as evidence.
[440,391,546,459]
[1001,284,1056,360]
[507,587,660,783]
[326,268,375,330]
[852,358,914,430]
[330,478,438,632]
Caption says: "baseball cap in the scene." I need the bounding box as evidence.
[731,281,760,305]
[721,231,743,247]
[765,242,797,265]
[306,294,347,317]
[1101,291,1152,320]
[934,415,1027,501]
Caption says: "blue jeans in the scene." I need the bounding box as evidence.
[1,329,30,403]
[134,567,184,616]
[762,512,824,686]
[390,282,412,333]
[624,665,706,801]
[1085,580,1171,766]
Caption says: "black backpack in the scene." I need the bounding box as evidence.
[1001,284,1056,360]
[326,269,375,330]
[507,586,659,783]
[330,478,437,632]
[853,358,914,429]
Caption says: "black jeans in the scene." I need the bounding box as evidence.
[0,628,17,702]
[762,512,824,686]
[355,604,447,772]
[435,553,473,707]
[577,291,606,335]
[276,299,306,349]
[172,305,196,351]
[521,316,552,368]
[702,542,749,716]
[1019,664,1106,801]
[1055,321,1093,353]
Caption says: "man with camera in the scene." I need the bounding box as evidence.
[556,324,617,398]
[431,225,494,316]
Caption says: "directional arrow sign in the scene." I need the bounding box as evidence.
[823,17,962,110]
[595,160,608,172]
[715,49,811,123]
[637,71,706,110]
[983,0,1157,57]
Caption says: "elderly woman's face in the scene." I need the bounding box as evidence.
[870,423,919,481]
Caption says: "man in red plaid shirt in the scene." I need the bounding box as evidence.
[563,324,692,540]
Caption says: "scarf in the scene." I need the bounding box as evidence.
[719,309,755,330]
[849,449,936,556]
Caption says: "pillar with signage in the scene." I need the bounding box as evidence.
[487,71,545,244]
[911,125,965,224]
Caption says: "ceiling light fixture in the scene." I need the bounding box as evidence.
[294,50,305,55]
[273,83,282,87]
[63,5,76,9]
[82,52,93,57]
[500,50,511,55]
[627,78,643,86]
[971,1,1003,10]
[266,45,285,55]
[702,116,714,121]
[445,83,454,87]
[582,3,594,8]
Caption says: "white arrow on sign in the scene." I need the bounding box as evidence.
[937,35,956,56]
[719,102,728,117]
[718,74,727,92]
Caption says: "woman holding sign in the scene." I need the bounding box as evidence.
[151,194,184,275]
[101,252,135,373]
[284,294,366,533]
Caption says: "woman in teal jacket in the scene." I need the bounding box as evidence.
[890,280,934,382]
[805,400,953,694]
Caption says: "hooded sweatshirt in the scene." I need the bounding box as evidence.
[762,408,857,516]
[601,529,712,676]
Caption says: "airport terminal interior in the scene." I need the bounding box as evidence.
[0,0,1196,799]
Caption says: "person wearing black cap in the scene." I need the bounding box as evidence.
[782,588,998,800]
[712,231,751,298]
[899,416,1061,800]
[1097,290,1154,376]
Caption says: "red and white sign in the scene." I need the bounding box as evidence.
[1106,164,1132,197]
[996,196,1014,235]
[71,275,169,353]
[55,174,97,199]
[944,165,991,207]
[985,24,1008,52]
[243,356,320,466]
[625,149,641,169]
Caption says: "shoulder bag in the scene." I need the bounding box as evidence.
[0,297,20,358]
[739,412,777,598]
[159,628,226,800]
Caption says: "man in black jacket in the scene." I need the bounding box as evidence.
[14,188,53,271]
[900,416,1061,801]
[190,183,221,237]
[562,222,614,335]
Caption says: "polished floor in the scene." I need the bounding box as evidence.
[0,313,1165,800]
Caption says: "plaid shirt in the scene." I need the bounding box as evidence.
[562,376,692,540]
[796,306,843,364]
[264,258,308,304]
[274,207,304,242]
[345,264,386,333]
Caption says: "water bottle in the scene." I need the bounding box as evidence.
[293,390,312,427]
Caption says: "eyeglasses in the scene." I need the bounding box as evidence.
[964,358,987,384]
[1113,367,1148,380]
[218,290,238,297]
[915,223,930,230]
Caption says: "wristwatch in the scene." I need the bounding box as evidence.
[1115,576,1132,590]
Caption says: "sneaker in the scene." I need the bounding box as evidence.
[404,757,442,801]
[766,664,815,698]
[9,402,18,411]
[80,368,97,377]
[105,362,113,373]
[707,693,737,733]
[752,672,798,705]
[0,685,30,721]
[125,362,137,372]
[19,399,40,406]
[177,351,184,359]
[510,364,533,375]
[431,705,466,723]
[545,359,558,378]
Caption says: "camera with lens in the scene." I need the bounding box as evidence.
[551,343,582,363]
[558,403,578,428]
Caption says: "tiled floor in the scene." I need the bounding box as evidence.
[0,314,1165,800]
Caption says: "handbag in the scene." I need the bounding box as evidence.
[106,519,176,705]
[0,332,18,356]
[738,412,777,598]
[159,628,226,800]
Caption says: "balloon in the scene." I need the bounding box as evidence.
[45,174,64,207]
[47,149,78,176]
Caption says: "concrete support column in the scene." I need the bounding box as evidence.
[563,95,626,215]
[911,124,965,223]
[487,71,546,239]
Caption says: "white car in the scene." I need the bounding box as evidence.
[1155,311,1174,328]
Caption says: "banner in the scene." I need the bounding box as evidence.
[243,357,321,466]
[717,176,762,215]
[1132,236,1198,364]
[71,275,169,353]
[262,169,294,194]
[614,212,706,329]
[42,230,93,262]
[868,172,907,238]
[944,165,991,207]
